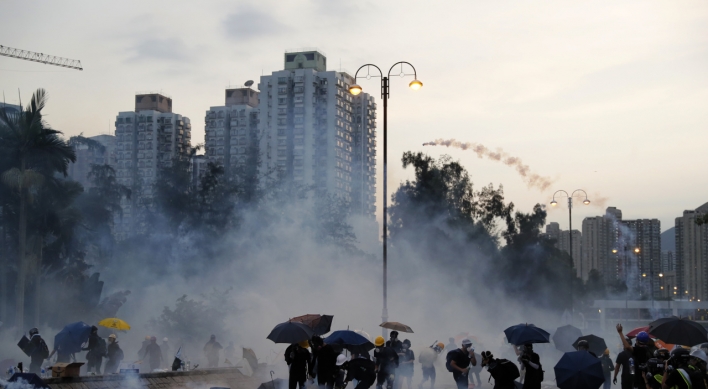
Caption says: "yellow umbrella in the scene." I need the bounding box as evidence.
[98,318,131,331]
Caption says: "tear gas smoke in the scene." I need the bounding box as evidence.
[422,139,554,191]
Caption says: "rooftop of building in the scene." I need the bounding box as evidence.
[135,92,172,113]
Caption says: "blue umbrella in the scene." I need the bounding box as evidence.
[54,321,92,354]
[504,323,550,346]
[554,351,605,389]
[324,330,374,354]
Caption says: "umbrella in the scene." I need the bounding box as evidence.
[649,316,708,346]
[554,351,605,389]
[572,335,608,356]
[503,324,550,346]
[258,378,287,389]
[267,321,314,344]
[626,326,650,339]
[54,321,93,354]
[291,314,334,336]
[324,330,375,354]
[98,318,131,331]
[553,325,583,353]
[380,322,414,333]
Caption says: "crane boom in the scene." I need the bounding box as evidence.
[0,45,83,71]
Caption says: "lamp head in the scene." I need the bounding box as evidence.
[583,199,591,205]
[612,249,618,254]
[409,79,423,91]
[634,248,640,253]
[550,200,558,206]
[349,84,363,96]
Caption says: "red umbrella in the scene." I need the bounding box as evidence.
[626,326,650,339]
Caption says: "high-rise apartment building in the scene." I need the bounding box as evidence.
[582,216,612,281]
[256,50,377,217]
[623,218,661,298]
[113,93,192,239]
[204,87,260,178]
[675,202,708,301]
[67,135,116,188]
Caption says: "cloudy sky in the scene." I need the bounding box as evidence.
[1,0,707,236]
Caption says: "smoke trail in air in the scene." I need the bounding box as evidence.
[422,138,554,191]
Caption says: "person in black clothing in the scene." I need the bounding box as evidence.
[447,339,476,389]
[614,343,636,389]
[689,349,708,389]
[286,341,312,389]
[617,324,657,389]
[374,336,399,389]
[143,336,163,371]
[481,351,518,389]
[662,348,692,389]
[83,326,104,374]
[344,353,377,389]
[576,340,597,357]
[311,336,339,389]
[105,334,124,374]
[398,340,415,389]
[517,344,542,389]
[386,332,403,353]
[27,328,48,374]
[598,349,614,389]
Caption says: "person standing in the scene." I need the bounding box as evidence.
[446,339,476,389]
[516,344,542,389]
[311,336,338,389]
[142,336,163,371]
[161,338,171,364]
[27,328,49,375]
[374,336,399,389]
[614,339,636,389]
[418,343,443,389]
[446,338,457,354]
[105,334,124,374]
[599,349,614,389]
[398,340,415,389]
[204,335,223,368]
[225,341,236,361]
[83,326,105,375]
[469,351,483,388]
[285,341,311,389]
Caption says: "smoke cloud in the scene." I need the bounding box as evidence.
[422,139,554,191]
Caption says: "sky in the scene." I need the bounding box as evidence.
[1,0,707,236]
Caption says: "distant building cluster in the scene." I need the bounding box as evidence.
[544,203,708,302]
[66,50,378,239]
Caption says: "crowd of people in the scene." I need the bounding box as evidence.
[282,324,708,389]
[15,327,232,376]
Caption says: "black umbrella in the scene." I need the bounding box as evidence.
[555,351,605,389]
[258,378,288,389]
[503,323,550,345]
[553,325,583,353]
[572,334,607,356]
[649,316,708,346]
[267,321,314,344]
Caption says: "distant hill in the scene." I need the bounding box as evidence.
[661,226,675,253]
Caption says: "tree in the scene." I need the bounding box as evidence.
[0,89,75,330]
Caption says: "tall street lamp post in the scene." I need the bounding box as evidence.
[349,62,423,336]
[550,189,591,314]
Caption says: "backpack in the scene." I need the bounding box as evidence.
[446,350,462,373]
[38,338,50,359]
[97,337,107,357]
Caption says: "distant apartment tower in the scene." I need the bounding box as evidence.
[204,87,260,178]
[256,50,377,217]
[582,216,612,281]
[675,202,708,301]
[545,222,582,276]
[113,93,192,239]
[67,135,117,188]
[622,218,661,298]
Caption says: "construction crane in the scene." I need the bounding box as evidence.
[0,45,83,71]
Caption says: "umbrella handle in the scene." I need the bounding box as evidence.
[270,370,276,389]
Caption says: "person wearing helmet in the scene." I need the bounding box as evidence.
[516,344,542,389]
[161,337,171,364]
[344,353,377,389]
[599,349,614,389]
[418,342,444,389]
[617,324,657,388]
[105,334,124,374]
[374,336,399,389]
[334,354,350,389]
[27,327,49,375]
[142,336,163,371]
[446,339,477,389]
[83,326,104,374]
[286,341,312,389]
[661,348,692,389]
[688,349,708,389]
[398,340,415,389]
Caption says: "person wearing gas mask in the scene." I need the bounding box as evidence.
[515,344,542,389]
[617,324,657,389]
[481,350,519,389]
[398,340,415,389]
[374,336,399,389]
[446,339,477,389]
[661,348,692,389]
[418,342,444,389]
[688,349,708,389]
[641,348,670,389]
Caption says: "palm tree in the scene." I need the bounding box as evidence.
[0,89,75,331]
